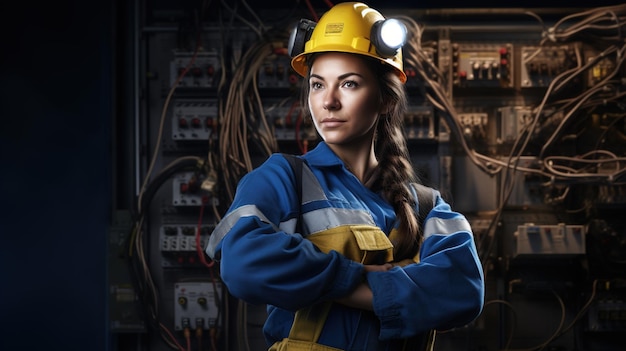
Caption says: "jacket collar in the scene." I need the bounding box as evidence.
[303,142,345,168]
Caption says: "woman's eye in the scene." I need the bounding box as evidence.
[311,82,322,89]
[342,80,357,88]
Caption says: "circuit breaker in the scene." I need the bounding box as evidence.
[173,281,222,331]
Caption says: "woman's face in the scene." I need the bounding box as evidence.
[307,52,384,147]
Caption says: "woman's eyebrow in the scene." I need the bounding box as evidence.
[309,72,364,81]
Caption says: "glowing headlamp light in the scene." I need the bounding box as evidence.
[371,18,407,58]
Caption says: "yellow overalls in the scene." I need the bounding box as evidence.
[269,225,436,351]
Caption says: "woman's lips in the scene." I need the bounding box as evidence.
[320,118,345,128]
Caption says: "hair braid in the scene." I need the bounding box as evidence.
[374,67,422,260]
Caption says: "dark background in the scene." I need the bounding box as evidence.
[0,1,623,350]
[0,1,111,350]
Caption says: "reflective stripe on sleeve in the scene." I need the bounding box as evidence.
[205,204,278,258]
[423,216,473,240]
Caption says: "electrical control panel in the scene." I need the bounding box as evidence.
[264,102,316,141]
[172,171,218,207]
[116,4,626,351]
[405,45,439,88]
[586,49,620,87]
[588,299,626,332]
[520,43,581,88]
[452,43,513,88]
[258,54,301,89]
[497,105,533,144]
[170,51,221,88]
[458,112,488,140]
[160,224,214,267]
[515,223,586,256]
[404,105,436,140]
[173,281,222,330]
[171,99,218,141]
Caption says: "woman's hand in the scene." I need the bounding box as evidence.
[335,263,393,310]
[364,263,393,272]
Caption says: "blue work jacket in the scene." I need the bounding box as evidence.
[206,142,484,350]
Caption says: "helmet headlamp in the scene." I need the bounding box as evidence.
[371,19,407,57]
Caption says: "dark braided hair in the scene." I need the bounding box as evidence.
[372,63,422,260]
[302,53,423,260]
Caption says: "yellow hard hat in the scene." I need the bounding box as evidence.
[289,2,407,83]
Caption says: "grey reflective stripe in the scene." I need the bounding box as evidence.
[302,207,375,235]
[301,165,327,204]
[279,217,298,234]
[298,163,376,235]
[205,204,278,258]
[423,216,473,240]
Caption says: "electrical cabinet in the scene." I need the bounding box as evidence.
[110,2,626,350]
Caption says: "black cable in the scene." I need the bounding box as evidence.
[132,156,205,220]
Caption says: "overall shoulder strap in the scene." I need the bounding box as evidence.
[408,183,439,351]
[277,155,337,351]
[282,154,304,234]
[410,183,437,228]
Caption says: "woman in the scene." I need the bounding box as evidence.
[206,2,484,350]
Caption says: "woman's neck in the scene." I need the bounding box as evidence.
[330,141,378,184]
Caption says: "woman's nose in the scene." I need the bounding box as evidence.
[323,89,340,110]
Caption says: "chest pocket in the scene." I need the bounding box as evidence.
[307,224,394,264]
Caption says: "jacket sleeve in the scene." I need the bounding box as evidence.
[366,194,485,340]
[205,154,364,311]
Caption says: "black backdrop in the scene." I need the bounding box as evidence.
[0,1,111,350]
